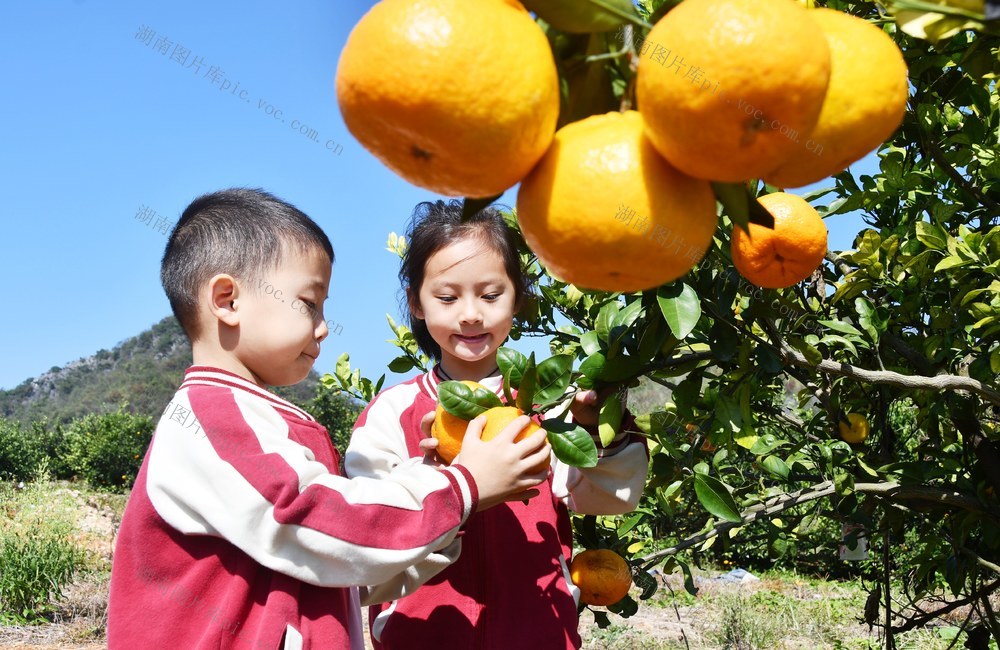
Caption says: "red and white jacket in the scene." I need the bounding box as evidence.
[345,367,649,650]
[108,366,478,650]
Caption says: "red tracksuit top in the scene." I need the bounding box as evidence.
[345,366,648,650]
[108,366,478,649]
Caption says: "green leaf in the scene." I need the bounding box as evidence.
[817,320,864,337]
[595,301,620,342]
[516,353,538,413]
[577,352,607,388]
[789,337,823,366]
[496,347,528,388]
[693,473,742,523]
[438,381,502,419]
[523,0,639,33]
[598,394,623,447]
[387,356,415,374]
[933,255,971,271]
[657,284,701,339]
[634,569,658,600]
[335,352,351,383]
[535,354,574,402]
[750,434,784,456]
[761,455,790,479]
[592,610,611,629]
[915,221,948,250]
[542,420,598,468]
[676,559,699,596]
[580,331,602,356]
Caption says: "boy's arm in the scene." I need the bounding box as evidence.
[547,408,649,516]
[344,388,462,604]
[146,387,477,591]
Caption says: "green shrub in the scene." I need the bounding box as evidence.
[64,408,154,491]
[0,521,84,623]
[0,417,41,482]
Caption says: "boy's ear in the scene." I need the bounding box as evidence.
[406,287,425,320]
[207,274,241,327]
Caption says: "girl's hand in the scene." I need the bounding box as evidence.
[418,411,444,466]
[569,387,618,427]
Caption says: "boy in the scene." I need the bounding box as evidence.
[107,188,550,649]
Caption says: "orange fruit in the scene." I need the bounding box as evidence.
[763,9,908,188]
[636,0,831,182]
[431,380,488,464]
[335,0,559,198]
[838,413,870,444]
[516,110,717,292]
[731,192,827,289]
[479,406,550,474]
[570,549,632,606]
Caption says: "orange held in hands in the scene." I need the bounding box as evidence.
[636,0,831,182]
[335,0,559,198]
[431,380,487,464]
[516,110,717,293]
[762,8,909,188]
[570,549,632,606]
[478,406,550,474]
[731,193,828,289]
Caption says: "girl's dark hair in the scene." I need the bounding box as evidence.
[161,187,334,340]
[400,200,532,361]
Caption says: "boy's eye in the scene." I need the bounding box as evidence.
[301,299,317,310]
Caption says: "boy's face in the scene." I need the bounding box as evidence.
[233,245,332,387]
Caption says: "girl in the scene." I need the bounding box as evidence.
[344,200,649,649]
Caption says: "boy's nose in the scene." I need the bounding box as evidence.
[316,319,329,342]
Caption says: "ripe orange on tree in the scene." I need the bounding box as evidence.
[838,413,870,444]
[335,0,559,198]
[730,192,828,289]
[516,110,717,293]
[570,549,632,606]
[636,0,832,182]
[763,8,909,188]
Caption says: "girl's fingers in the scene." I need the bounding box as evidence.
[494,415,533,443]
[419,411,436,437]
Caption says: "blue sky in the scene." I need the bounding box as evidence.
[0,0,871,391]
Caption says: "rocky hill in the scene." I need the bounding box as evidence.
[0,316,318,425]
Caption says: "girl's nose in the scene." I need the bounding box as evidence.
[459,299,483,324]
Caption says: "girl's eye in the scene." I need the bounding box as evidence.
[437,296,457,303]
[483,294,501,301]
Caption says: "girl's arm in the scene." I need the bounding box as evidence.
[547,399,649,516]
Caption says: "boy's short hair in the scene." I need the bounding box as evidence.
[161,187,334,340]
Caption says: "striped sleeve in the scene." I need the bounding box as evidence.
[145,385,476,589]
[546,400,650,516]
[345,384,473,605]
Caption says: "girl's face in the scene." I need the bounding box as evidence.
[412,236,517,378]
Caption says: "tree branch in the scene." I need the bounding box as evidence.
[778,344,1000,406]
[639,480,999,568]
[891,579,1000,634]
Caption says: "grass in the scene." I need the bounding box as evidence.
[0,478,125,639]
[581,566,995,649]
[2,480,997,649]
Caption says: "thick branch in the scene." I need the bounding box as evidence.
[779,345,1000,406]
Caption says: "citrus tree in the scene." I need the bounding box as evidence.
[329,0,1000,643]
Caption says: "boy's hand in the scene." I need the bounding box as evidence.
[454,415,550,512]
